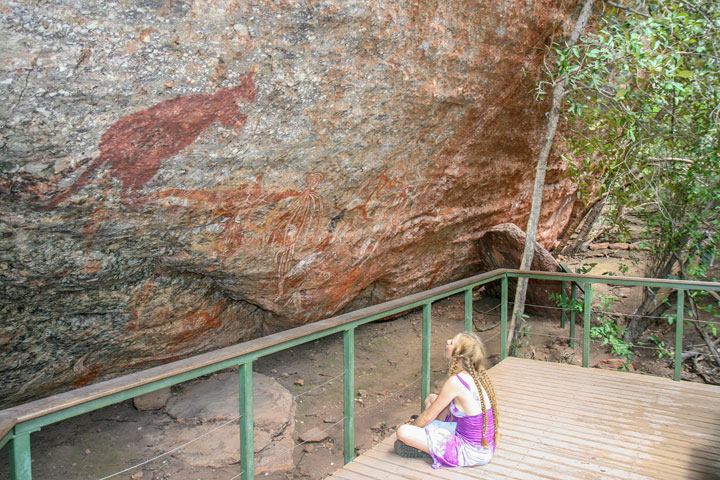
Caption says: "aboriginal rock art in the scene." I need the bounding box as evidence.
[265,172,325,294]
[338,171,415,268]
[153,179,262,254]
[347,171,414,225]
[46,72,256,208]
[152,172,327,296]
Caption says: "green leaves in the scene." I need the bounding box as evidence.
[549,0,720,285]
[674,69,693,79]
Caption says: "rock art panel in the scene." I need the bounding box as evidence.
[1,0,581,405]
[46,73,256,208]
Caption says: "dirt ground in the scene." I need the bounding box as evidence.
[1,246,715,480]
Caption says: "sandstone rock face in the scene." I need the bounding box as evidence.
[476,223,564,308]
[0,0,578,405]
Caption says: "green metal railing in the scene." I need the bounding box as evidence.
[1,269,718,480]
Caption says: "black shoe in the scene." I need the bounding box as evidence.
[394,440,431,459]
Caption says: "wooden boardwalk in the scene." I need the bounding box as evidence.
[329,357,720,480]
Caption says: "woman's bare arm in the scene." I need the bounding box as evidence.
[422,394,449,422]
[413,377,459,428]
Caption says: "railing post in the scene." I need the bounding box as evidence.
[9,431,32,480]
[560,281,567,328]
[238,362,254,480]
[674,289,684,382]
[464,288,473,332]
[500,276,508,360]
[583,283,592,368]
[343,328,355,463]
[570,283,577,348]
[421,302,432,409]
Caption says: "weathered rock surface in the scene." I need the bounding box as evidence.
[477,223,564,308]
[0,0,579,405]
[298,426,330,443]
[133,386,171,411]
[154,371,295,472]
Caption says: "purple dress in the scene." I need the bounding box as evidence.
[424,373,495,468]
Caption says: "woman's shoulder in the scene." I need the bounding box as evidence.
[455,372,484,395]
[442,373,466,392]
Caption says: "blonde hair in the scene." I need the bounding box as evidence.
[448,332,499,447]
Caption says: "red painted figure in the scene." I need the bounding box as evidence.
[47,72,255,208]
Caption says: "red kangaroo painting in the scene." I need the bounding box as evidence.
[47,72,256,208]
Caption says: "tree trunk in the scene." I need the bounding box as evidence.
[507,0,596,354]
[563,195,607,256]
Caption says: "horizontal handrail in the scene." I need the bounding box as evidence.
[507,269,720,290]
[0,268,506,445]
[2,267,718,476]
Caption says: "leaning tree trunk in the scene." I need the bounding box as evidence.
[507,0,596,354]
[560,194,607,256]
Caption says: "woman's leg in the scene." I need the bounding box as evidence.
[396,424,430,452]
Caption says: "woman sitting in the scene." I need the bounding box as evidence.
[394,332,499,469]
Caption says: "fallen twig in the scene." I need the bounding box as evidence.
[689,297,720,368]
[690,355,720,385]
[472,319,500,333]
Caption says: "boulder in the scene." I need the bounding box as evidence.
[133,387,171,411]
[477,223,565,309]
[154,371,295,473]
[298,427,330,443]
[0,0,579,404]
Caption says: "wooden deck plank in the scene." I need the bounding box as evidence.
[498,363,720,406]
[375,438,556,480]
[497,366,720,417]
[332,357,720,480]
[504,358,720,395]
[497,384,720,437]
[373,438,578,480]
[327,467,375,480]
[491,360,720,478]
[495,392,720,457]
[498,414,720,472]
[500,376,720,422]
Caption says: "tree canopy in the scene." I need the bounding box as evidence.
[549,0,719,346]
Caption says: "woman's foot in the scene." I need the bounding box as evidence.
[394,440,431,459]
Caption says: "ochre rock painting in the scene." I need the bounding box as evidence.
[152,172,329,297]
[46,72,256,208]
[266,172,325,295]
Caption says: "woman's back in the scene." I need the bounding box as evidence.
[451,372,491,417]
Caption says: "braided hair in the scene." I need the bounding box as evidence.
[448,332,499,447]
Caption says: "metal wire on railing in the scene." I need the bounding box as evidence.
[247,372,424,475]
[293,371,346,399]
[5,269,718,480]
[96,414,243,480]
[239,319,510,477]
[512,330,673,354]
[354,374,424,417]
[508,300,718,326]
[227,470,246,480]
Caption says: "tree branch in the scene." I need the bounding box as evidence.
[508,0,596,354]
[646,157,695,164]
[689,297,720,368]
[602,0,650,17]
